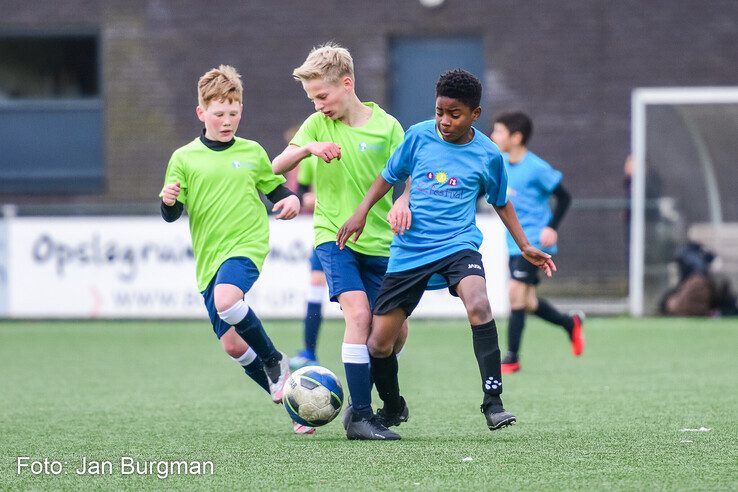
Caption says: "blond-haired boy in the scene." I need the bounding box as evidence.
[273,43,409,440]
[160,65,312,434]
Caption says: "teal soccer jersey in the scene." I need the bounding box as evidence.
[380,120,508,273]
[503,151,562,255]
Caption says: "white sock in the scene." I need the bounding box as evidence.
[231,347,257,366]
[341,343,370,364]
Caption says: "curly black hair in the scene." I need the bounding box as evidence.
[435,69,482,110]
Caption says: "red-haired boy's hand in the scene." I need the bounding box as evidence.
[162,181,180,206]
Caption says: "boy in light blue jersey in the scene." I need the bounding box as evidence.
[491,112,584,374]
[338,70,555,435]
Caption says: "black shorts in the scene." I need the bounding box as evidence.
[508,254,541,286]
[373,249,486,317]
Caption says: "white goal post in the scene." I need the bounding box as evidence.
[629,87,738,316]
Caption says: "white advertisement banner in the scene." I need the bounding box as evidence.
[5,215,509,319]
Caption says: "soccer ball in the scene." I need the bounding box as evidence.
[283,365,344,427]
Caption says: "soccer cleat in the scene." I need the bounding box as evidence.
[501,353,521,374]
[289,349,318,370]
[484,408,517,431]
[375,397,410,428]
[292,421,316,435]
[266,352,290,404]
[345,413,401,441]
[570,311,586,357]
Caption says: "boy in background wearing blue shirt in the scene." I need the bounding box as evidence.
[491,112,584,375]
[338,70,555,436]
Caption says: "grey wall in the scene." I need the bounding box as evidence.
[1,0,737,295]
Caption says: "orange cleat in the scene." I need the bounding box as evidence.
[570,313,585,356]
[501,353,521,374]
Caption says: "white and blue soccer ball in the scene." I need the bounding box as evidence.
[283,365,344,427]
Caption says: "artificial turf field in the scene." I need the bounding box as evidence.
[1,317,736,490]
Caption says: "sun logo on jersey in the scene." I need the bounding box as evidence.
[435,171,448,185]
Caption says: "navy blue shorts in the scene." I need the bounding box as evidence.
[508,254,542,286]
[201,257,260,339]
[314,242,388,309]
[309,248,324,272]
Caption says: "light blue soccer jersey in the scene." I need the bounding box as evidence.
[504,151,562,255]
[381,120,508,273]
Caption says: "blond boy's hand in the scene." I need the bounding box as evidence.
[162,181,180,206]
[306,142,341,163]
[388,194,411,235]
[273,194,300,220]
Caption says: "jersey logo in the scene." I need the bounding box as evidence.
[232,161,255,170]
[513,269,528,278]
[426,170,459,186]
[468,263,482,270]
[358,141,384,152]
[419,170,464,199]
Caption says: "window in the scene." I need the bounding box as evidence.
[0,34,103,194]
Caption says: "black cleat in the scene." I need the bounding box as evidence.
[484,408,517,431]
[375,397,410,428]
[345,413,401,440]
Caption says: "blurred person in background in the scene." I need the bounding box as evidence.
[491,112,584,374]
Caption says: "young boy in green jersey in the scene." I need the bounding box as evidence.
[160,65,313,434]
[273,43,408,440]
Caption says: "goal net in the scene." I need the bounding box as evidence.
[630,87,738,315]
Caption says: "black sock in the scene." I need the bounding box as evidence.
[535,298,574,334]
[507,309,526,358]
[471,320,504,413]
[369,354,402,414]
[233,308,280,369]
[241,357,270,394]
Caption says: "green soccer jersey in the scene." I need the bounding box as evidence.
[291,102,404,256]
[297,155,319,187]
[161,137,285,292]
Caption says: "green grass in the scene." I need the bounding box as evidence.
[1,317,736,490]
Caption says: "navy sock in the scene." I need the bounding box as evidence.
[304,302,322,355]
[344,363,373,418]
[233,308,280,367]
[370,354,401,413]
[472,319,504,413]
[507,309,526,358]
[535,298,574,333]
[242,357,270,394]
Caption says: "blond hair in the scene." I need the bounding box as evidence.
[292,42,354,84]
[197,65,243,108]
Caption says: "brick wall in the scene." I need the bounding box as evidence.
[2,0,737,294]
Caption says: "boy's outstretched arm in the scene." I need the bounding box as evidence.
[494,201,557,277]
[336,175,393,249]
[272,143,341,174]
